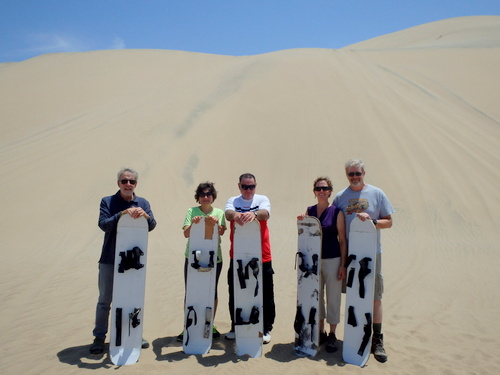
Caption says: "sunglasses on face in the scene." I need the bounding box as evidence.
[314,186,332,192]
[241,184,256,190]
[199,192,213,197]
[348,172,363,177]
[120,179,137,185]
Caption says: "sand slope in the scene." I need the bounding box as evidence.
[1,16,499,374]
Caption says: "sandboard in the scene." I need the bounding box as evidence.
[183,217,218,355]
[294,216,322,357]
[233,220,263,358]
[109,215,149,366]
[342,217,377,367]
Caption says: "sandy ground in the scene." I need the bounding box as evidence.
[1,16,499,375]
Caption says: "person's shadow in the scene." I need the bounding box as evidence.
[57,343,113,369]
[265,340,346,367]
[152,335,252,366]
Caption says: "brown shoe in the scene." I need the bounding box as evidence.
[371,333,388,363]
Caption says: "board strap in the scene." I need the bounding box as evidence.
[308,307,317,342]
[236,258,260,297]
[204,307,213,338]
[185,306,197,346]
[357,312,372,356]
[235,306,260,326]
[115,308,122,346]
[347,305,358,327]
[118,247,144,273]
[294,305,305,335]
[358,257,372,298]
[296,252,319,277]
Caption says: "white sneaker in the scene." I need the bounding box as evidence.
[263,332,271,344]
[225,331,235,340]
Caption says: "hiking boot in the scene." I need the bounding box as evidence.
[212,325,221,340]
[325,333,338,353]
[371,333,388,363]
[225,331,235,340]
[90,337,105,355]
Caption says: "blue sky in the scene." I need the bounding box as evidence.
[1,0,499,63]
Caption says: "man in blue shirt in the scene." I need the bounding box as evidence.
[334,159,394,363]
[90,168,156,355]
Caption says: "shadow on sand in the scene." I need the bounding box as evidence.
[152,335,251,366]
[265,340,347,367]
[57,338,347,369]
[57,343,114,369]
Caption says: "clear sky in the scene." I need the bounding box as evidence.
[1,0,499,63]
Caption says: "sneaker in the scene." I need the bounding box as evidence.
[141,339,150,349]
[176,332,184,342]
[212,326,221,340]
[371,333,388,363]
[325,333,338,353]
[90,337,105,355]
[225,331,235,340]
[263,332,271,344]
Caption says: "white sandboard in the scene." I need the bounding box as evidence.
[183,217,218,355]
[233,220,263,358]
[342,217,377,367]
[109,215,148,366]
[294,216,322,357]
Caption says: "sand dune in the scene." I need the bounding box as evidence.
[1,16,499,374]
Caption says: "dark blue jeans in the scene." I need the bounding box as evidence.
[92,263,114,339]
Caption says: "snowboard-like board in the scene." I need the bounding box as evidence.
[343,217,377,367]
[233,220,263,358]
[183,217,218,355]
[294,216,322,357]
[109,215,149,366]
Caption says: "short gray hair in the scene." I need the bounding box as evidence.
[117,168,139,181]
[344,159,365,171]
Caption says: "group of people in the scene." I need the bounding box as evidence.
[90,159,394,364]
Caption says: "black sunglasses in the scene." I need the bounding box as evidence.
[314,186,332,192]
[241,184,256,190]
[199,192,213,197]
[348,172,363,177]
[120,179,137,185]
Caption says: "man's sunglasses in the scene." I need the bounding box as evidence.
[348,172,363,177]
[241,184,256,190]
[120,179,137,185]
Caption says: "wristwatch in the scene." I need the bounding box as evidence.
[372,219,378,226]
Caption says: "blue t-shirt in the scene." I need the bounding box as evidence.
[307,205,341,259]
[333,184,394,254]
